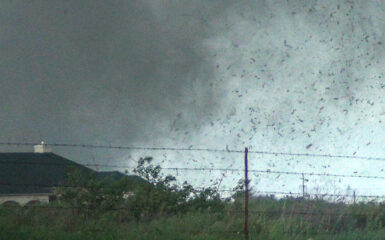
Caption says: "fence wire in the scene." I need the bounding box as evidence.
[2,141,385,161]
[2,141,385,237]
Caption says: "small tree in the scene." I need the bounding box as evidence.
[59,157,225,220]
[58,168,127,217]
[129,157,192,219]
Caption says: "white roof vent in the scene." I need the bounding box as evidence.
[34,141,52,153]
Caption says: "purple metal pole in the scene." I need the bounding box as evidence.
[244,147,249,240]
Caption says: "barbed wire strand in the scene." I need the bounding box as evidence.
[2,141,385,162]
[1,204,383,218]
[1,160,385,180]
[0,227,344,235]
[1,184,384,199]
[0,182,233,192]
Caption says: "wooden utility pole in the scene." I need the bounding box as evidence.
[244,148,249,240]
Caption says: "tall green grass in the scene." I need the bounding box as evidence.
[2,196,385,240]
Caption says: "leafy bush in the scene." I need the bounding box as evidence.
[58,156,224,220]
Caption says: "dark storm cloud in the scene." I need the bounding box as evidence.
[0,0,236,145]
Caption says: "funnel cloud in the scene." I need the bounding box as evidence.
[0,0,233,146]
[1,1,385,195]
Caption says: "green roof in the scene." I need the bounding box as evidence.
[0,153,144,194]
[0,153,95,194]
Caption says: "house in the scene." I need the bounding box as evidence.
[0,142,139,206]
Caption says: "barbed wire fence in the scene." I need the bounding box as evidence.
[1,141,385,238]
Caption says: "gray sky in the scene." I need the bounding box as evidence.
[1,0,385,199]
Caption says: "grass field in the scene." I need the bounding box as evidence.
[2,196,385,240]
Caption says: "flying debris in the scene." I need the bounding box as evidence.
[226,145,230,152]
[2,0,385,207]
